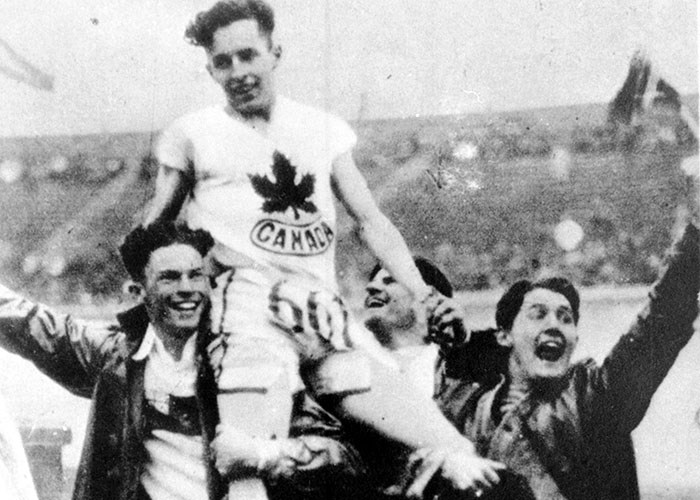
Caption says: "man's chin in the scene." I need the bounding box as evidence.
[229,96,271,119]
[168,322,201,341]
[169,309,204,331]
[364,316,392,347]
[530,360,569,381]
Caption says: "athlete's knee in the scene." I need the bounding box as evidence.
[302,350,373,398]
[268,279,353,360]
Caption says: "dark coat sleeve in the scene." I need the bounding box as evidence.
[0,283,121,398]
[587,223,700,432]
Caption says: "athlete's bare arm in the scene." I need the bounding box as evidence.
[328,151,504,495]
[331,151,432,301]
[142,164,194,226]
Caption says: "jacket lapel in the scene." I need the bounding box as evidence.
[117,306,150,500]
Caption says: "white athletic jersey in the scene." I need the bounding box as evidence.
[156,96,356,289]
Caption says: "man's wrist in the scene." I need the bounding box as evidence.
[423,434,476,455]
[443,437,476,455]
[455,437,477,455]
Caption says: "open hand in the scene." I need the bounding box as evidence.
[403,445,505,499]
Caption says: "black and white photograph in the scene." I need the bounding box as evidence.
[0,1,698,499]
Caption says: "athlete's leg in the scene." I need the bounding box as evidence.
[208,269,298,499]
[268,279,505,496]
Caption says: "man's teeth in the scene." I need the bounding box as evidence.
[366,298,386,307]
[233,84,255,94]
[173,302,197,311]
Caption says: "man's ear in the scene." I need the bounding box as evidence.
[125,280,146,303]
[496,329,513,348]
[272,44,282,67]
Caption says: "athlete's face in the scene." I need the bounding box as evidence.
[142,244,210,340]
[498,288,578,382]
[206,19,281,119]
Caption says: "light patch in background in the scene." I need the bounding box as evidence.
[45,255,66,278]
[49,156,69,174]
[681,155,699,177]
[21,255,40,275]
[453,142,479,161]
[554,218,584,252]
[549,147,572,180]
[0,159,24,184]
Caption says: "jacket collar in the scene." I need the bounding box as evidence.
[117,304,151,339]
[116,304,152,356]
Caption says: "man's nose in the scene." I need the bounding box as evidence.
[228,57,248,78]
[177,276,197,292]
[545,310,565,329]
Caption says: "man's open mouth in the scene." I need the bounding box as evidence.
[227,78,259,100]
[169,300,201,312]
[364,296,387,309]
[232,84,256,96]
[535,338,566,362]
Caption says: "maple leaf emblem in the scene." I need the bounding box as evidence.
[249,151,317,219]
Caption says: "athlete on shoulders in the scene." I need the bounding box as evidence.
[143,2,504,498]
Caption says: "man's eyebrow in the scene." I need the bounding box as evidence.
[523,301,572,311]
[213,47,256,56]
[157,269,181,277]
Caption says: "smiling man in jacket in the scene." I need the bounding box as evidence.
[0,221,365,500]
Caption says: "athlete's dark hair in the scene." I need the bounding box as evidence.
[495,277,580,331]
[369,256,453,298]
[119,222,215,282]
[185,0,275,49]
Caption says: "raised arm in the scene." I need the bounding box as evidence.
[141,164,193,226]
[589,221,700,432]
[331,151,432,302]
[141,120,196,227]
[0,283,117,397]
[325,152,506,496]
